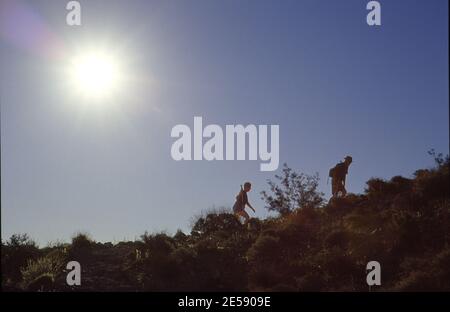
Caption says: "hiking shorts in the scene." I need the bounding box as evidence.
[233,202,244,213]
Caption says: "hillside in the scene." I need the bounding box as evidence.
[2,154,449,291]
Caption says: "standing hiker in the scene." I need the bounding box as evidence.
[233,182,256,224]
[329,156,353,199]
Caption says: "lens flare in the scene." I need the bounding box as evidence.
[70,51,120,98]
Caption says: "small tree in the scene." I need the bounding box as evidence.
[261,163,324,216]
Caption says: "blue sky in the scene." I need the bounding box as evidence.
[1,0,448,245]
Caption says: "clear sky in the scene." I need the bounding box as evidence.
[1,0,448,245]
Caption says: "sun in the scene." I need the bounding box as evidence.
[69,51,121,98]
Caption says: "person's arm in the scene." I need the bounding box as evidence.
[247,202,255,212]
[244,193,255,212]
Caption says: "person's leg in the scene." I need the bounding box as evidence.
[337,181,346,197]
[234,210,248,223]
[241,210,250,224]
[234,210,249,224]
[331,179,338,197]
[341,184,347,196]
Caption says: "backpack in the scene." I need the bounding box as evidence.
[328,166,336,178]
[329,162,346,180]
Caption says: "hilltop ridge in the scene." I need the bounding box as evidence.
[2,154,449,291]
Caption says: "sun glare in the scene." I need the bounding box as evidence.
[70,51,120,98]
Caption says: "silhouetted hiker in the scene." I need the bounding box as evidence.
[233,182,256,224]
[329,156,353,199]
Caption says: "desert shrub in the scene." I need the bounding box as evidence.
[140,232,175,254]
[20,252,65,291]
[71,232,94,250]
[1,234,40,287]
[191,212,242,237]
[68,232,95,262]
[247,235,285,290]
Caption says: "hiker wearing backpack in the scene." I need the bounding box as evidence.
[329,156,353,198]
[233,182,256,224]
